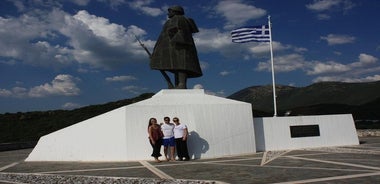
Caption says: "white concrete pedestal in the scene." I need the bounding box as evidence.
[26,89,256,162]
[254,114,359,151]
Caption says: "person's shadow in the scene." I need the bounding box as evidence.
[187,131,209,159]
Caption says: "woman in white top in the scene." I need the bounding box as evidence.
[161,116,176,161]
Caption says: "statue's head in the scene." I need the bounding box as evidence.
[168,5,184,18]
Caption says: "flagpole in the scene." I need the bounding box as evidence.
[268,15,278,117]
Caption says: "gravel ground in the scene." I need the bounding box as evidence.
[0,173,221,184]
[357,129,380,137]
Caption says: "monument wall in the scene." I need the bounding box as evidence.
[26,89,256,161]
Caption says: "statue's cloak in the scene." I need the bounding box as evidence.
[150,15,202,78]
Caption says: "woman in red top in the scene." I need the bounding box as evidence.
[148,118,163,162]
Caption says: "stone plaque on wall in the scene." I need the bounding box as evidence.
[290,125,320,138]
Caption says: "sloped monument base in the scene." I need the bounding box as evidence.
[254,114,359,151]
[26,89,256,162]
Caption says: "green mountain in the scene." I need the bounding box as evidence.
[0,93,154,143]
[228,81,380,122]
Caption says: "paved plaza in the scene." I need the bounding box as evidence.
[1,137,380,183]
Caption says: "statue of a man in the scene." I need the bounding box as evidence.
[150,5,202,89]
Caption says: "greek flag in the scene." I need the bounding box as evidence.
[231,25,270,43]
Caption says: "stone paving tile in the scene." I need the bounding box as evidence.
[0,149,30,165]
[266,157,369,171]
[220,158,262,166]
[56,168,158,178]
[280,150,327,156]
[298,152,380,160]
[187,153,264,163]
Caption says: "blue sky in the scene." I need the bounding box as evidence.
[0,0,379,113]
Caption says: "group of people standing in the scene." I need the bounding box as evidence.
[148,116,190,162]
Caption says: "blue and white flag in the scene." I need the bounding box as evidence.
[231,25,270,43]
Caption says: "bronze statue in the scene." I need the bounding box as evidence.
[150,5,202,89]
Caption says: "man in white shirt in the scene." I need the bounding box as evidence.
[161,116,176,161]
[173,117,190,161]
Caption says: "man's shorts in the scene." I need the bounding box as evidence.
[162,137,175,147]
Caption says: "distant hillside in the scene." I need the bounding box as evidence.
[0,93,154,143]
[228,81,380,120]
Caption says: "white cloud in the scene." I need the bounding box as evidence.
[365,75,380,81]
[249,41,290,55]
[194,28,232,52]
[0,59,17,65]
[62,102,82,110]
[194,28,249,58]
[215,0,266,29]
[128,0,163,16]
[306,0,356,20]
[97,0,127,9]
[317,14,331,20]
[0,74,81,98]
[105,75,137,82]
[313,74,380,83]
[351,53,378,67]
[249,43,270,55]
[11,87,28,98]
[200,61,209,71]
[0,12,71,67]
[0,8,150,69]
[294,47,308,53]
[29,74,81,97]
[205,89,226,97]
[8,0,62,12]
[254,52,380,84]
[127,25,147,36]
[193,84,204,89]
[220,70,232,76]
[320,34,355,45]
[9,0,26,12]
[73,10,127,46]
[0,89,12,97]
[306,0,355,12]
[306,0,342,11]
[69,0,91,6]
[122,85,147,94]
[307,61,350,75]
[192,84,225,97]
[307,53,378,76]
[308,53,380,82]
[256,54,307,72]
[61,10,148,68]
